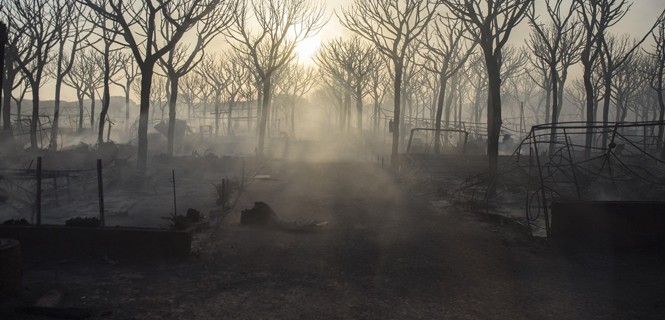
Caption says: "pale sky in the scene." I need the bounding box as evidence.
[39,0,665,102]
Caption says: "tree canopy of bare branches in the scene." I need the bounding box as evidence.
[80,0,228,170]
[443,0,533,179]
[340,0,438,165]
[226,0,326,156]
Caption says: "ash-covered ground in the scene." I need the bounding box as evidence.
[2,156,664,320]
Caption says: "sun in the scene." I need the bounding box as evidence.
[295,35,322,63]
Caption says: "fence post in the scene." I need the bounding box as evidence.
[97,159,105,227]
[35,157,42,225]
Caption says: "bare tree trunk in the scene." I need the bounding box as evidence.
[2,72,14,137]
[98,53,112,146]
[228,101,235,136]
[391,61,403,166]
[125,87,130,128]
[78,91,85,133]
[16,101,22,123]
[0,26,5,133]
[255,89,262,134]
[443,83,456,146]
[167,76,178,156]
[49,80,63,150]
[658,87,665,158]
[548,66,560,154]
[137,64,154,170]
[214,94,220,136]
[356,87,363,135]
[89,89,96,131]
[583,66,595,158]
[30,85,39,150]
[601,75,612,149]
[288,102,294,136]
[373,98,380,134]
[343,87,351,132]
[544,83,552,124]
[486,57,502,179]
[257,77,271,156]
[434,76,447,154]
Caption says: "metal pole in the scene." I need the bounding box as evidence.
[35,157,42,225]
[532,130,551,238]
[97,159,105,227]
[563,129,582,200]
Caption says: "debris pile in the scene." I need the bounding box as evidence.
[240,202,328,233]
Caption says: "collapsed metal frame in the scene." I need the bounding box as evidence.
[406,128,470,154]
[516,121,665,237]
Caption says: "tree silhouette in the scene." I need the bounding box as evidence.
[340,0,438,166]
[645,21,665,154]
[226,0,325,156]
[12,0,67,149]
[417,15,476,153]
[316,38,379,135]
[110,52,139,128]
[81,0,226,170]
[49,2,92,150]
[443,0,533,181]
[527,0,582,153]
[1,8,30,138]
[275,62,316,136]
[157,1,234,156]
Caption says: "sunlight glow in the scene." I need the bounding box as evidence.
[295,36,322,63]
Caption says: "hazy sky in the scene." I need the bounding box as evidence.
[40,0,665,101]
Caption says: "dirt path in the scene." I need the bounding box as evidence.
[7,161,665,319]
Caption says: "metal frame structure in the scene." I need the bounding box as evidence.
[515,121,665,237]
[406,128,470,154]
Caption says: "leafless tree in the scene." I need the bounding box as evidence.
[81,0,225,170]
[598,35,633,130]
[317,63,348,131]
[196,55,226,136]
[93,43,123,145]
[507,71,542,128]
[316,41,352,132]
[367,65,389,135]
[220,54,251,136]
[575,0,664,156]
[316,38,379,135]
[111,52,139,127]
[63,51,94,132]
[179,73,202,121]
[0,21,6,132]
[645,21,665,153]
[78,8,125,146]
[565,79,588,121]
[418,15,476,153]
[226,0,325,155]
[611,53,645,122]
[275,62,316,136]
[11,77,29,124]
[527,0,582,152]
[340,0,438,164]
[48,2,93,150]
[443,0,533,179]
[146,74,168,121]
[1,7,29,137]
[12,0,67,149]
[157,0,234,156]
[525,49,552,124]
